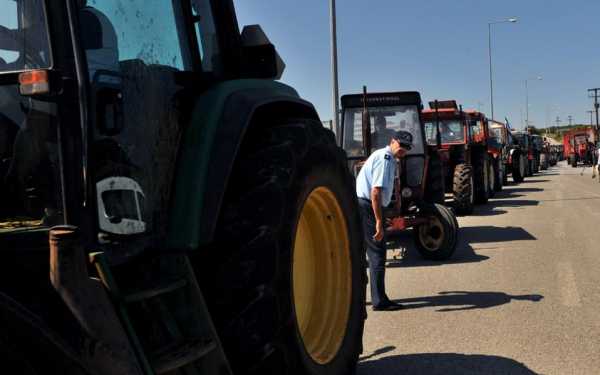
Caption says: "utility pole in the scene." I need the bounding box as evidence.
[555,116,561,128]
[330,0,340,140]
[588,88,600,130]
[568,115,573,126]
[588,110,594,126]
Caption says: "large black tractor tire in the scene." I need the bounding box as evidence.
[540,154,548,170]
[473,154,490,204]
[453,163,474,215]
[569,154,577,168]
[424,152,446,205]
[413,203,458,260]
[527,159,534,176]
[502,163,509,185]
[493,158,503,192]
[512,155,525,183]
[487,158,496,198]
[198,119,366,375]
[533,158,540,174]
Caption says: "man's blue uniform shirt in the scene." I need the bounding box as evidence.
[356,146,396,206]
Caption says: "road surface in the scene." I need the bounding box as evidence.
[358,161,600,375]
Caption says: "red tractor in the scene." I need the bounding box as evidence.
[422,101,494,215]
[340,90,458,260]
[563,127,598,167]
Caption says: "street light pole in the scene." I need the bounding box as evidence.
[525,76,542,130]
[329,0,340,141]
[487,17,517,120]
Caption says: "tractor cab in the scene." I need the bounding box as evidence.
[422,100,469,146]
[341,91,429,202]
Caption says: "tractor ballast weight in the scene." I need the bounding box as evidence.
[0,1,366,374]
[340,90,458,260]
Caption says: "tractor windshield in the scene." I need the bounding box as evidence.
[424,119,465,144]
[490,127,503,141]
[343,105,424,157]
[0,0,51,73]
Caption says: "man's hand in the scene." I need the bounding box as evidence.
[373,219,384,242]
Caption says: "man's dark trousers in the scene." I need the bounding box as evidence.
[358,198,388,307]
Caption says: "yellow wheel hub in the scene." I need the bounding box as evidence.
[293,187,352,364]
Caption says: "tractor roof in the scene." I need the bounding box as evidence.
[341,91,422,108]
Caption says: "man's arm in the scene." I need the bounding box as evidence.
[371,186,384,242]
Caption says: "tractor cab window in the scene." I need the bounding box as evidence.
[0,2,62,234]
[424,119,464,143]
[84,0,192,241]
[469,119,484,142]
[490,127,503,141]
[343,105,424,157]
[0,0,51,73]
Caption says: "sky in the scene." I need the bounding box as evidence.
[234,0,600,130]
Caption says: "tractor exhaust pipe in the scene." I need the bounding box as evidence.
[49,226,142,375]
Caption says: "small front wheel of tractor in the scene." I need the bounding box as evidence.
[474,154,490,204]
[198,119,366,375]
[424,152,445,205]
[453,163,474,215]
[413,203,458,260]
[512,155,525,183]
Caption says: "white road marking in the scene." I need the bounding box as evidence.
[557,261,581,307]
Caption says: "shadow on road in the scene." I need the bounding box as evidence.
[520,179,551,183]
[461,225,536,242]
[359,346,396,361]
[386,232,490,268]
[390,291,543,312]
[488,199,539,208]
[358,353,539,375]
[470,206,509,216]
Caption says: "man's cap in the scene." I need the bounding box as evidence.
[393,130,413,150]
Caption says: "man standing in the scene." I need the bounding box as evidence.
[356,130,413,311]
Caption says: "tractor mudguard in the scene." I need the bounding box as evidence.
[167,79,319,250]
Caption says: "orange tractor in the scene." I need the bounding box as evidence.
[563,127,598,167]
[422,101,495,215]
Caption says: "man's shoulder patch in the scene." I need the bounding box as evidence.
[384,154,391,160]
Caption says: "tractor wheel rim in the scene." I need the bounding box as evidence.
[418,216,445,251]
[293,187,351,365]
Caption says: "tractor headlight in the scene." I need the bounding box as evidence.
[401,187,413,199]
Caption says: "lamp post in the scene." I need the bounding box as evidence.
[525,76,543,130]
[488,17,517,120]
[330,0,340,141]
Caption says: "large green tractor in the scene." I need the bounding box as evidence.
[0,1,365,374]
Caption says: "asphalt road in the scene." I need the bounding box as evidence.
[358,161,600,375]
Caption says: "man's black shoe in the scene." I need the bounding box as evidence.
[372,301,404,311]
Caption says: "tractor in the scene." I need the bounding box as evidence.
[0,1,366,374]
[563,127,598,167]
[422,101,494,215]
[488,120,513,186]
[511,131,533,179]
[340,90,458,260]
[530,134,543,174]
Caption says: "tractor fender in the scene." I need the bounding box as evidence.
[167,80,320,250]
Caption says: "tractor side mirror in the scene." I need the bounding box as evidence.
[240,25,286,79]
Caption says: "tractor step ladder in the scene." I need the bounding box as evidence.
[90,252,232,375]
